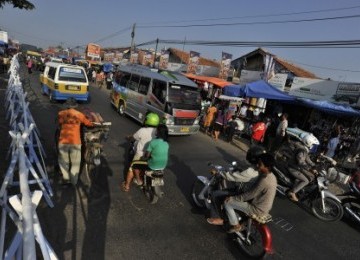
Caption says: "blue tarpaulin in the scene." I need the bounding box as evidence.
[103,63,114,73]
[243,80,296,101]
[298,98,360,117]
[223,80,295,101]
[223,84,244,97]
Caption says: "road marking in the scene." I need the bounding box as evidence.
[272,217,294,231]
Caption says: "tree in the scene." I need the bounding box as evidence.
[0,0,35,10]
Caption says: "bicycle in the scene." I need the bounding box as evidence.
[83,122,111,186]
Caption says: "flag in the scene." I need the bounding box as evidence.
[187,51,200,74]
[219,52,232,79]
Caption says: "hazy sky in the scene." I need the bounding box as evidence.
[1,0,360,82]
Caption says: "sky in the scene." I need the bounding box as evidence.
[1,0,360,82]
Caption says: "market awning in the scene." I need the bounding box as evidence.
[184,73,233,88]
[298,98,360,117]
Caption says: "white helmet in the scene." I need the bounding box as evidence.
[301,133,319,149]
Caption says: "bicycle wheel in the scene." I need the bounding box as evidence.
[234,222,266,259]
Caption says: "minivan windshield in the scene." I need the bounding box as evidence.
[168,84,200,105]
[58,67,87,83]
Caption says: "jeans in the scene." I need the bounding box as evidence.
[288,168,310,193]
[58,144,82,185]
[209,189,237,218]
[224,197,252,226]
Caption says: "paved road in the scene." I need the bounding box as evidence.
[1,68,359,260]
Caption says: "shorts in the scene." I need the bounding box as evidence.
[131,160,151,172]
[213,123,223,132]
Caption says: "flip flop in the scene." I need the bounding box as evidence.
[121,182,130,192]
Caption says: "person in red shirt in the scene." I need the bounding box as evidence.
[251,115,267,145]
[57,98,94,185]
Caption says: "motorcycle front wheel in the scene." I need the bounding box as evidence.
[234,222,266,259]
[342,197,360,222]
[312,197,344,222]
[191,179,207,208]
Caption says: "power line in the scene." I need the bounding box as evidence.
[138,13,360,28]
[138,5,360,25]
[285,60,360,73]
[138,39,360,48]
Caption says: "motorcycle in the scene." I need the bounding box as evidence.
[191,162,274,259]
[126,139,165,204]
[338,171,360,225]
[143,169,165,204]
[273,148,344,222]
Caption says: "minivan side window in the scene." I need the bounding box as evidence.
[127,74,140,91]
[119,72,131,87]
[138,77,151,95]
[48,67,56,80]
[152,80,167,104]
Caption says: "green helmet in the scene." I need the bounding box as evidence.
[145,112,160,127]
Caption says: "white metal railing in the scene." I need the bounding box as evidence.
[0,54,58,259]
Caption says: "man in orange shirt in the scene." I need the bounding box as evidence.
[57,98,94,185]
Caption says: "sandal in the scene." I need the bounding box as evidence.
[207,218,224,226]
[121,182,130,192]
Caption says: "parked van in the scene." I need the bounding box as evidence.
[40,62,90,102]
[110,64,201,135]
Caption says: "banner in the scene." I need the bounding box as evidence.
[130,50,138,64]
[268,73,288,91]
[159,50,169,69]
[239,70,262,85]
[263,54,275,81]
[103,52,115,62]
[113,52,123,63]
[86,43,101,59]
[187,51,200,74]
[290,77,360,107]
[219,52,232,79]
[142,50,153,66]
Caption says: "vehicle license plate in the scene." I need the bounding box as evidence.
[151,178,164,186]
[180,127,189,132]
[67,85,80,91]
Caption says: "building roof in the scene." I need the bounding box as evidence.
[169,48,220,67]
[235,47,318,79]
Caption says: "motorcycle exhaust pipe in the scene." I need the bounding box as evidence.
[345,206,360,223]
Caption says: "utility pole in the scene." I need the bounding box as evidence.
[153,38,159,68]
[130,23,136,52]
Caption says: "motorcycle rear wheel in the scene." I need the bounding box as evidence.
[312,197,344,222]
[234,222,266,259]
[191,179,207,208]
[144,182,159,204]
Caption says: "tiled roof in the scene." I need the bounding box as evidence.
[273,56,318,79]
[237,47,318,79]
[169,48,220,67]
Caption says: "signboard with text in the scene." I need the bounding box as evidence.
[290,77,360,107]
[86,43,101,59]
[268,73,288,91]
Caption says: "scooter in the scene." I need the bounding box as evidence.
[191,162,274,259]
[339,171,360,225]
[273,149,344,222]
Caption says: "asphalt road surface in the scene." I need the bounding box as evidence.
[0,67,359,260]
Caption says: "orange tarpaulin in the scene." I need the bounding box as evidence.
[183,73,232,88]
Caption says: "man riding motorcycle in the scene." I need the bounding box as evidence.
[122,112,159,192]
[286,134,318,202]
[207,146,266,226]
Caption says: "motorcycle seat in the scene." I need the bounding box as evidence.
[145,170,164,178]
